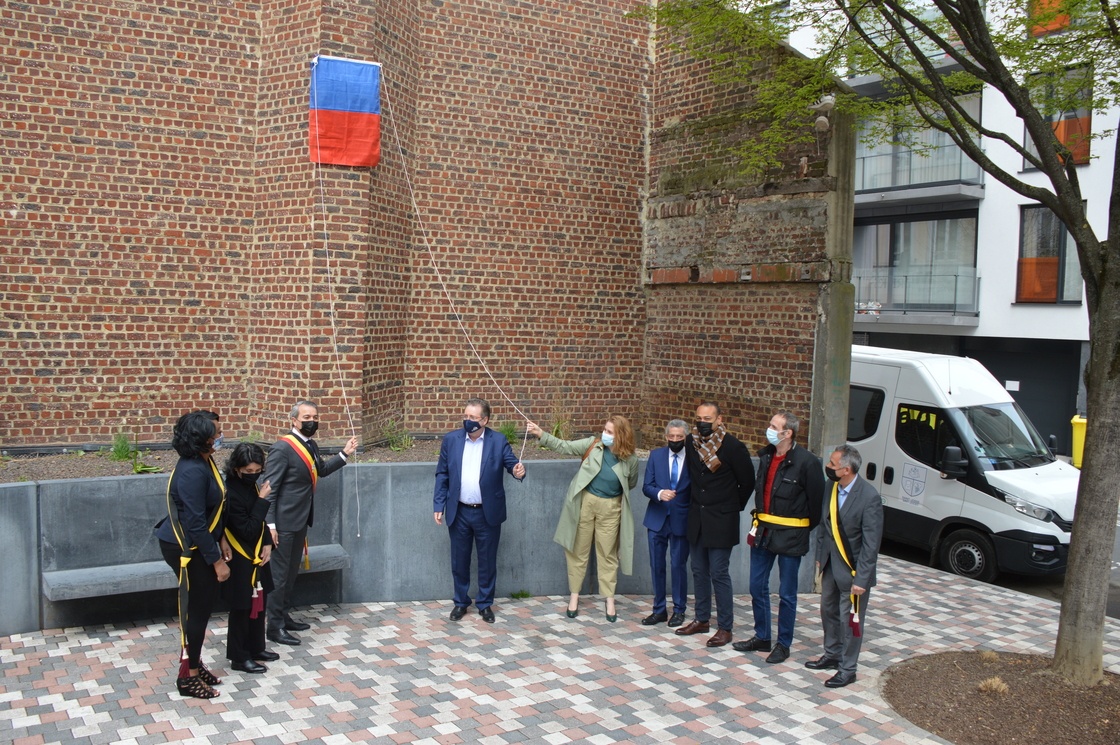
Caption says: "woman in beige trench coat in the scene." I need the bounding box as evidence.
[527,416,640,621]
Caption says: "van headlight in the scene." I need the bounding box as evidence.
[996,489,1054,522]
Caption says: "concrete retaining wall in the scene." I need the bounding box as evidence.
[2,458,820,636]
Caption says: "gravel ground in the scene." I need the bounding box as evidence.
[0,436,647,483]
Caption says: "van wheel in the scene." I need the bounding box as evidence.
[939,529,999,582]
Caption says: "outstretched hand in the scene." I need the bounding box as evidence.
[526,421,544,438]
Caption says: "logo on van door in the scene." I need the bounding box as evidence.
[900,463,927,505]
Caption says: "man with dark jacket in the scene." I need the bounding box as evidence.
[675,401,756,648]
[733,411,824,663]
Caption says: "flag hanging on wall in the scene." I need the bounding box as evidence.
[309,56,381,168]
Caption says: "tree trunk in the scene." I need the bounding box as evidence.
[1052,255,1120,686]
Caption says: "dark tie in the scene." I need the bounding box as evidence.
[306,438,320,464]
[670,454,679,490]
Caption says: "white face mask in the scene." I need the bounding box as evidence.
[766,428,782,446]
[601,432,615,447]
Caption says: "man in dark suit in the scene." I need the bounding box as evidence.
[675,401,755,648]
[433,398,525,623]
[640,418,691,627]
[807,444,883,688]
[263,400,358,645]
[733,411,824,664]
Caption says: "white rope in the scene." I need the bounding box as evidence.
[310,56,365,536]
[380,83,531,424]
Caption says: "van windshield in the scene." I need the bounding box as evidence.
[956,402,1054,470]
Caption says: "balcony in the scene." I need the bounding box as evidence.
[856,143,984,193]
[853,269,981,327]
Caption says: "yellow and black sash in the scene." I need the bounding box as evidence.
[166,458,226,673]
[281,434,316,569]
[828,481,862,637]
[224,488,267,617]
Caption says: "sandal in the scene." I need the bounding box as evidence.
[197,663,221,686]
[176,675,219,699]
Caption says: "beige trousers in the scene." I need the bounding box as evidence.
[565,490,622,597]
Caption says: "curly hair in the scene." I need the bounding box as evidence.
[224,442,266,482]
[171,411,217,459]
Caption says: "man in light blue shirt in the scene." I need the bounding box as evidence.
[433,398,525,623]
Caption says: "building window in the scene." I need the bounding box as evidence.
[1024,67,1092,167]
[1029,0,1070,36]
[852,211,979,314]
[1017,205,1082,303]
[848,386,886,442]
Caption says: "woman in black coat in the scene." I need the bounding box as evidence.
[222,443,277,673]
[155,411,230,699]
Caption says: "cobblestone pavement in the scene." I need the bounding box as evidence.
[3,556,1119,745]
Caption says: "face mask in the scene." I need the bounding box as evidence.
[695,421,714,437]
[299,420,319,438]
[825,466,842,482]
[212,434,224,451]
[601,432,615,447]
[240,471,261,486]
[463,419,482,434]
[668,439,685,453]
[765,428,781,446]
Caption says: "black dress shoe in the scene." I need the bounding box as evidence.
[480,607,495,623]
[667,613,685,628]
[641,612,668,626]
[825,671,856,688]
[284,619,311,631]
[731,636,772,653]
[805,656,840,670]
[231,659,267,674]
[764,643,790,664]
[267,629,301,646]
[252,650,280,662]
[449,606,468,621]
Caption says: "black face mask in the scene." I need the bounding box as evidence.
[695,421,714,437]
[299,420,319,438]
[825,466,842,482]
[240,472,262,487]
[668,440,685,453]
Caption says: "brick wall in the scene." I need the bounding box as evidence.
[1,0,850,449]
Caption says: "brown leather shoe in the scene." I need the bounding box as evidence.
[706,629,733,647]
[675,620,710,636]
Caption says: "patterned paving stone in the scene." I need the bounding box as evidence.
[2,556,1119,744]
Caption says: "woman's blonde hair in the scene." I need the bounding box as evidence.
[607,415,635,460]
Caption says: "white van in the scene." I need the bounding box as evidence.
[848,345,1080,582]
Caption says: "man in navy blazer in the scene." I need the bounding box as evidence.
[641,419,691,627]
[433,398,526,623]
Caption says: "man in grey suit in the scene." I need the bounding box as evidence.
[806,444,883,688]
[263,400,358,645]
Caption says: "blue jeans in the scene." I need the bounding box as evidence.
[690,544,734,631]
[749,544,801,647]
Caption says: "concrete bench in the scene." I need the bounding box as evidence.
[41,543,351,602]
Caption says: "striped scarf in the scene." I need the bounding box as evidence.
[692,422,727,472]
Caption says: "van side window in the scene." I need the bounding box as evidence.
[895,404,962,469]
[848,386,886,441]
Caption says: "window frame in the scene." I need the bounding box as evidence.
[1015,203,1082,305]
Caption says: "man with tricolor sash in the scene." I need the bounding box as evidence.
[733,411,824,664]
[807,444,883,688]
[263,400,359,646]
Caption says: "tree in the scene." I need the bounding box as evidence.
[638,0,1120,686]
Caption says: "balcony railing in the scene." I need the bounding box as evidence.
[853,270,980,316]
[855,144,984,192]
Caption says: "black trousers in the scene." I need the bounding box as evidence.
[160,540,220,670]
[226,603,267,662]
[266,525,308,631]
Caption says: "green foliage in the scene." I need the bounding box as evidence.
[242,430,263,444]
[510,589,531,599]
[108,432,133,461]
[495,420,521,445]
[132,450,162,474]
[381,418,414,452]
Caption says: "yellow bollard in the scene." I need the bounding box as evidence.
[1070,415,1087,469]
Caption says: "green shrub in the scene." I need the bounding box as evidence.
[109,433,133,461]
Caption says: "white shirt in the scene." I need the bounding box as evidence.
[459,430,485,505]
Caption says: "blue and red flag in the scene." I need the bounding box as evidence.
[309,56,381,168]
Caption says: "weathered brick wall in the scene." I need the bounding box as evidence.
[402,0,649,436]
[0,0,260,443]
[640,44,844,448]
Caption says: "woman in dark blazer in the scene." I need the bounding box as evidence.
[222,443,276,673]
[155,411,230,699]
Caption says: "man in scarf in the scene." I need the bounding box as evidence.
[675,401,755,648]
